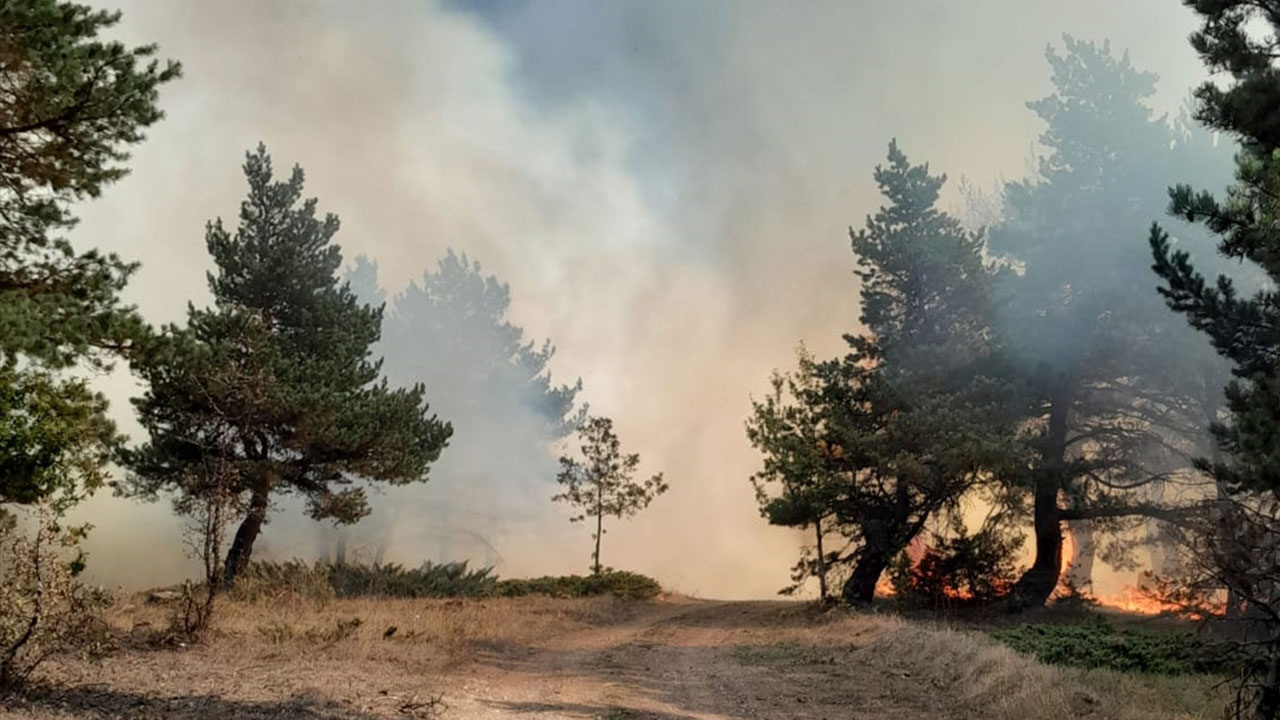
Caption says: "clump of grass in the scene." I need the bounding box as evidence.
[230,560,334,603]
[990,616,1237,676]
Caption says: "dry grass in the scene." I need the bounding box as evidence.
[111,592,632,670]
[860,617,1226,720]
[0,595,1228,719]
[713,605,1224,719]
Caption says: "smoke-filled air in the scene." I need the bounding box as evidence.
[9,1,1280,718]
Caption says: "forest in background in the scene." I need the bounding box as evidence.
[7,0,1280,717]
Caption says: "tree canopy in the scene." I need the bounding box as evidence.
[0,0,178,508]
[750,141,1023,605]
[554,415,666,575]
[990,37,1234,607]
[126,146,451,586]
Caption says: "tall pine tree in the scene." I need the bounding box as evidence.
[0,1,178,508]
[991,37,1234,607]
[751,142,1022,605]
[335,251,584,566]
[1149,3,1280,715]
[126,146,451,586]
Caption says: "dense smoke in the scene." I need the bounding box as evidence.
[68,0,1219,597]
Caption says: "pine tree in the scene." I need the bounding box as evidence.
[1148,3,1280,715]
[126,146,451,587]
[991,37,1234,608]
[1,0,180,367]
[746,346,842,601]
[0,1,178,507]
[554,416,666,575]
[833,141,1021,605]
[750,142,1021,606]
[384,250,585,440]
[327,251,585,565]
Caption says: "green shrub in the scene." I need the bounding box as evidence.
[990,617,1238,676]
[326,561,498,599]
[232,560,661,601]
[494,571,661,600]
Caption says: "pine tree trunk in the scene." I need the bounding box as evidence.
[334,529,347,566]
[593,482,604,576]
[222,488,270,589]
[842,550,889,606]
[815,517,828,602]
[1010,388,1071,609]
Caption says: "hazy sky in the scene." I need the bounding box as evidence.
[72,1,1208,597]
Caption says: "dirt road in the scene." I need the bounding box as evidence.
[442,599,952,719]
[1,596,1212,719]
[0,598,960,720]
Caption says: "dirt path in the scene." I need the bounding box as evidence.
[0,598,964,720]
[441,599,953,720]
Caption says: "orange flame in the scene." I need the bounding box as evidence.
[874,526,1223,616]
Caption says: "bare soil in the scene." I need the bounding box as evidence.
[0,596,1223,720]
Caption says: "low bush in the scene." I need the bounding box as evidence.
[495,570,662,600]
[990,616,1238,676]
[0,508,112,688]
[233,560,662,601]
[326,561,498,599]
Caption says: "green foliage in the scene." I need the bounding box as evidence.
[0,0,180,367]
[0,0,178,510]
[991,618,1236,676]
[749,141,1022,606]
[334,251,586,565]
[125,146,452,586]
[1146,3,1280,714]
[555,416,667,575]
[326,561,498,599]
[493,570,662,601]
[0,368,119,509]
[991,35,1233,608]
[231,560,661,601]
[746,346,842,600]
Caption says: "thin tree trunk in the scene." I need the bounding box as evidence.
[222,488,270,589]
[842,549,889,606]
[1010,388,1071,609]
[815,517,828,602]
[334,528,348,566]
[593,482,603,575]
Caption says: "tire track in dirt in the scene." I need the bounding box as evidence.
[444,600,957,720]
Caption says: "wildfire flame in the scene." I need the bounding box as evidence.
[872,526,1223,617]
